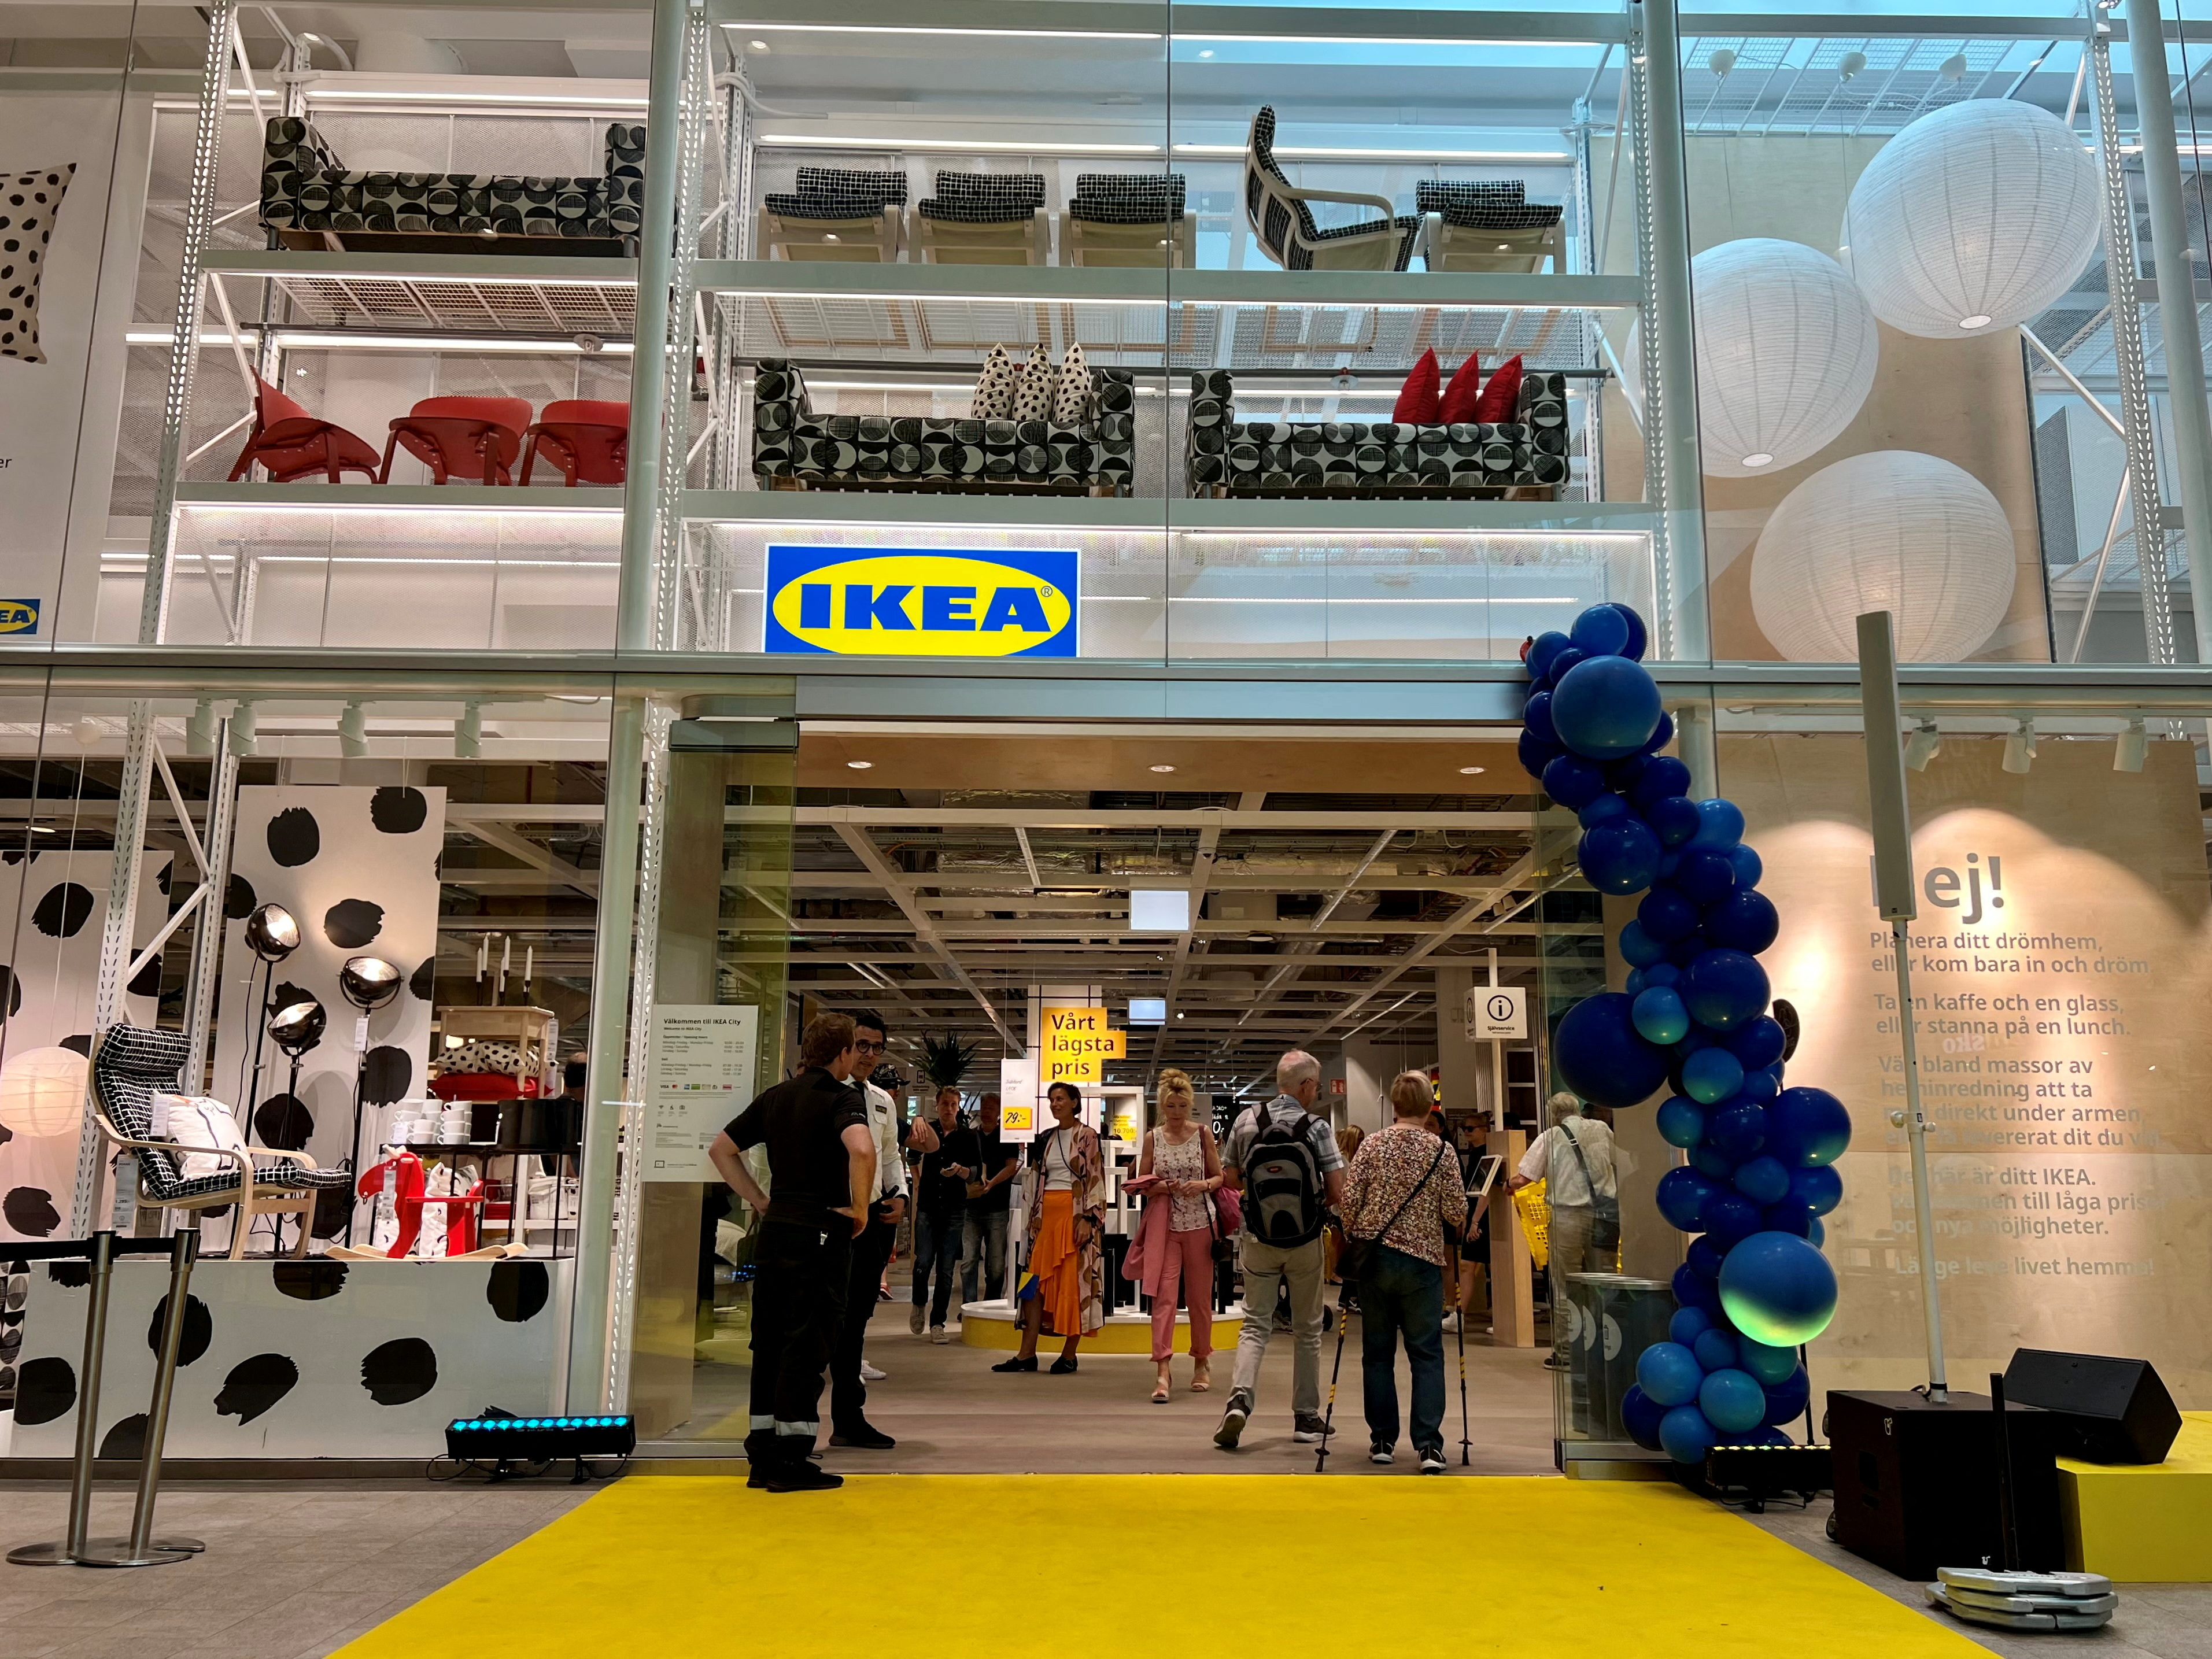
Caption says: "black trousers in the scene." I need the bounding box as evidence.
[744,1217,851,1468]
[830,1211,896,1431]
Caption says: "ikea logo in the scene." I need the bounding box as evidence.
[0,599,37,635]
[763,546,1077,658]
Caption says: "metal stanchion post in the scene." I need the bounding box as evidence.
[9,1233,118,1566]
[77,1229,204,1567]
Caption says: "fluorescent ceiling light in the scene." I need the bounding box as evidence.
[1179,35,1601,49]
[759,132,1162,155]
[178,500,619,519]
[305,88,649,108]
[1165,596,1586,605]
[732,23,1162,40]
[1172,143,1572,164]
[125,328,632,355]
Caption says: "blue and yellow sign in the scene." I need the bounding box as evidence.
[763,546,1078,658]
[0,599,38,635]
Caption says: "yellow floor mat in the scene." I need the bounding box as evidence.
[338,1475,1986,1658]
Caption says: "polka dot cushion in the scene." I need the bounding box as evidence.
[972,344,1017,419]
[1010,343,1059,423]
[0,164,72,364]
[442,1039,527,1077]
[1052,342,1093,427]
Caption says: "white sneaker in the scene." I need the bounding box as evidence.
[908,1306,925,1336]
[1439,1311,1461,1334]
[930,1325,951,1344]
[859,1361,887,1382]
[1419,1449,1447,1475]
[1370,1442,1394,1465]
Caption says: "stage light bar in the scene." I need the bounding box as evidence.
[445,1413,637,1463]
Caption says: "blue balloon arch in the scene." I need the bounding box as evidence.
[1522,605,1844,1463]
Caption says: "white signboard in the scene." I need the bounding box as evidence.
[645,1004,759,1181]
[1467,985,1527,1041]
[998,1055,1040,1143]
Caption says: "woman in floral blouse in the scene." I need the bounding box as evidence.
[992,1081,1106,1374]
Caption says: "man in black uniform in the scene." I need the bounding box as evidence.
[708,1012,874,1492]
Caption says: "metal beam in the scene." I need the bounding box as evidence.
[459,819,601,899]
[1309,828,1397,931]
[1150,788,1258,1073]
[831,821,1021,1052]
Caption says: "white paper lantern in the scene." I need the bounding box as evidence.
[1749,450,2017,662]
[0,1045,89,1137]
[1843,99,2100,339]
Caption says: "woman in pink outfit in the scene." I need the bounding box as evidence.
[1133,1067,1223,1402]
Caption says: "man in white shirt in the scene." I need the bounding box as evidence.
[828,1010,908,1449]
[1508,1092,1619,1372]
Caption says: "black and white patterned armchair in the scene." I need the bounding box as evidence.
[751,359,1136,494]
[910,172,1051,265]
[91,1025,349,1259]
[759,167,909,263]
[1186,368,1570,498]
[1415,181,1564,274]
[1244,108,1423,272]
[259,118,645,257]
[1063,173,1191,268]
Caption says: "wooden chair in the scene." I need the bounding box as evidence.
[909,172,1051,266]
[1415,182,1563,274]
[758,167,908,263]
[520,399,629,485]
[1242,107,1421,273]
[1060,173,1192,268]
[379,395,534,485]
[227,376,382,483]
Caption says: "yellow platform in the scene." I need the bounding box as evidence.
[957,1297,1246,1353]
[2059,1410,2212,1582]
[338,1476,1992,1659]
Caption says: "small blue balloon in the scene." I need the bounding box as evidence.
[1659,1403,1720,1465]
[1809,1215,1826,1248]
[1719,1231,1839,1347]
[1607,601,1649,661]
[1551,655,1663,761]
[1550,644,1588,681]
[1658,849,1683,882]
[1542,752,1610,810]
[1700,1190,1764,1248]
[1682,1045,1745,1105]
[1729,1016,1786,1070]
[1624,967,1650,997]
[1644,795,1702,848]
[1519,728,1562,781]
[1730,844,1764,888]
[1644,962,1682,989]
[1674,1262,1721,1313]
[1656,1166,1720,1231]
[1578,792,1630,829]
[1524,689,1558,745]
[1642,711,1675,755]
[1675,847,1737,904]
[1674,1026,1716,1056]
[1632,986,1690,1045]
[1655,1096,1705,1149]
[1687,798,1746,849]
[1738,1336,1800,1386]
[1605,752,1650,793]
[1699,1368,1767,1435]
[1704,889,1781,954]
[1668,933,1709,966]
[1686,1236,1729,1280]
[1683,948,1771,1031]
[1622,1383,1666,1450]
[1761,1202,1814,1239]
[1768,1087,1853,1168]
[1554,992,1672,1109]
[1527,630,1573,681]
[1619,920,1667,969]
[1762,1364,1812,1428]
[1669,1305,1714,1347]
[1636,1340,1705,1408]
[1631,756,1693,808]
[1733,1154,1791,1206]
[1638,886,1701,942]
[1579,817,1663,895]
[1708,1099,1770,1160]
[1693,1327,1741,1374]
[1691,1144,1737,1180]
[1789,1164,1844,1217]
[1741,1067,1781,1103]
[1572,603,1632,658]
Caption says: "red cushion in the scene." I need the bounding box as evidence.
[1474,354,1524,423]
[430,1073,525,1101]
[1437,353,1484,423]
[540,398,629,430]
[1391,349,1441,424]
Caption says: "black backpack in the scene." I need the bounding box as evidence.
[1242,1109,1326,1247]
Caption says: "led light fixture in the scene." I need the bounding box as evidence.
[2001,717,2037,775]
[338,701,368,758]
[2114,717,2148,773]
[445,1413,638,1469]
[456,701,483,760]
[186,697,218,756]
[1903,720,1941,771]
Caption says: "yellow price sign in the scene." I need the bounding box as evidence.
[1001,1100,1035,1133]
[1043,1006,1125,1084]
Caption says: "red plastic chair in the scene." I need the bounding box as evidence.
[520,398,629,486]
[228,377,382,483]
[379,395,534,486]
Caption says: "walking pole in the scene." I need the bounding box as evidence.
[76,1228,204,1567]
[1456,1285,1471,1467]
[9,1232,118,1567]
[1315,1285,1349,1473]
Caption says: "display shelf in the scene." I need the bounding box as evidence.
[681,489,1649,534]
[176,483,625,513]
[204,250,640,339]
[705,0,1624,47]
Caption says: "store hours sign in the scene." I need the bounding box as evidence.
[645,1005,758,1182]
[762,545,1079,657]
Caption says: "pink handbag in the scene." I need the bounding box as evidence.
[1212,1186,1242,1235]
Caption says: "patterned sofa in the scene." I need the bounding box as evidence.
[751,359,1136,495]
[1186,369,1570,498]
[259,118,647,257]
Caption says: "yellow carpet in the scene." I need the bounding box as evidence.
[338,1476,1987,1659]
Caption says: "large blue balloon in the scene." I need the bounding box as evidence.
[1700,1368,1767,1435]
[1682,1046,1745,1105]
[1519,728,1561,781]
[1686,1236,1729,1280]
[1570,603,1631,658]
[1550,645,1588,681]
[1550,655,1663,761]
[1527,630,1572,681]
[1644,962,1682,989]
[1631,756,1693,808]
[1668,1305,1714,1347]
[1730,844,1764,888]
[1693,1327,1741,1374]
[1767,1087,1853,1167]
[1524,690,1557,744]
[1656,1166,1719,1231]
[1578,791,1630,829]
[1700,1190,1764,1248]
[1621,1383,1666,1450]
[1719,1231,1839,1346]
[1659,1403,1720,1465]
[1687,798,1746,849]
[1683,948,1771,1031]
[1733,1154,1792,1206]
[1605,753,1650,795]
[1676,847,1738,904]
[1741,1067,1781,1103]
[1554,992,1671,1108]
[1705,889,1780,954]
[1673,1262,1721,1314]
[1738,1336,1800,1386]
[1606,601,1649,662]
[1619,920,1667,969]
[1631,986,1690,1045]
[1655,1096,1705,1149]
[1644,795,1702,848]
[1639,886,1701,941]
[1762,1202,1814,1238]
[1542,752,1609,810]
[1789,1164,1844,1217]
[1635,1341,1704,1408]
[1690,1146,1737,1180]
[1708,1099,1770,1159]
[1729,1015,1787,1069]
[1761,1364,1812,1427]
[1641,711,1675,755]
[1580,817,1662,894]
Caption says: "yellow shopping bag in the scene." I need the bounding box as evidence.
[1514,1176,1550,1269]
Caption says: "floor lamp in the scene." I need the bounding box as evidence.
[265,998,326,1257]
[237,903,301,1130]
[338,955,401,1246]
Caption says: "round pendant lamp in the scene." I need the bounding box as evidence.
[1842,98,2100,339]
[1749,449,2017,662]
[0,1045,88,1137]
[269,998,328,1057]
[339,955,402,1011]
[243,903,301,962]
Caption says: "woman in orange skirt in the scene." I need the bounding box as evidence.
[992,1081,1105,1374]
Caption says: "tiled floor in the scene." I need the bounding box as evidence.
[0,1482,592,1659]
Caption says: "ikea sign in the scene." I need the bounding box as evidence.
[0,599,38,635]
[763,546,1078,658]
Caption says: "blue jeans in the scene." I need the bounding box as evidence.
[912,1208,962,1327]
[961,1206,1009,1303]
[1360,1244,1446,1455]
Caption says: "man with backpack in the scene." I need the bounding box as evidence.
[1213,1050,1346,1450]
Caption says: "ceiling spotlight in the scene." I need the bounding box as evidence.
[748,39,770,51]
[2002,717,2037,775]
[228,701,257,758]
[1838,50,1867,80]
[186,697,217,757]
[1149,763,1176,773]
[338,701,368,759]
[455,700,482,760]
[1458,766,1486,775]
[1903,720,1941,771]
[847,759,874,770]
[244,903,301,963]
[2115,717,2148,773]
[1198,47,1214,57]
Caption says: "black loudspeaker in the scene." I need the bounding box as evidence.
[1828,1390,2065,1581]
[2001,1349,2180,1465]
